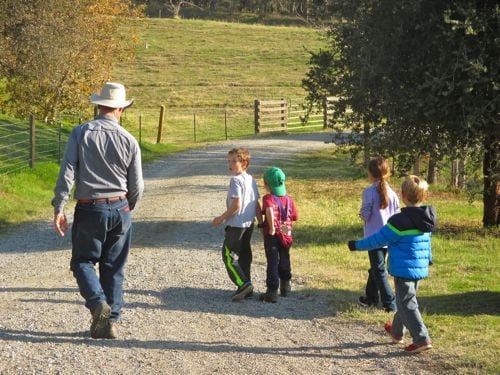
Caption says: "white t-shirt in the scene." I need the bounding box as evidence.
[225,172,259,228]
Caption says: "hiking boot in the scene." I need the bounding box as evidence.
[280,279,291,297]
[405,342,433,353]
[384,322,404,344]
[231,282,253,302]
[90,300,111,339]
[258,288,278,303]
[107,321,117,339]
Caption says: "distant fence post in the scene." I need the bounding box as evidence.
[193,112,197,142]
[224,109,228,140]
[58,120,62,164]
[254,100,260,134]
[139,112,142,146]
[29,115,35,169]
[280,98,287,128]
[157,105,165,144]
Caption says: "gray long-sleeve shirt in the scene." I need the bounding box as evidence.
[52,114,144,214]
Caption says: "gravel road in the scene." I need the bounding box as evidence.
[0,133,439,374]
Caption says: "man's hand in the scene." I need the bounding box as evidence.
[347,240,356,251]
[54,213,68,237]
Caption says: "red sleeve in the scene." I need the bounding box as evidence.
[262,194,273,211]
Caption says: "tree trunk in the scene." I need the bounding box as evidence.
[458,158,466,189]
[412,154,420,175]
[451,159,459,188]
[482,136,499,227]
[363,121,370,167]
[427,157,437,184]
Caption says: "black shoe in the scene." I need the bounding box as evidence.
[244,291,254,299]
[280,279,291,297]
[357,296,377,308]
[232,282,253,302]
[259,289,278,303]
[90,300,111,339]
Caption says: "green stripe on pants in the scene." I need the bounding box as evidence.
[224,245,244,287]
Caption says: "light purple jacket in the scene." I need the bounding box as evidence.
[359,182,400,238]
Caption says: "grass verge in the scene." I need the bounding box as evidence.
[282,148,499,374]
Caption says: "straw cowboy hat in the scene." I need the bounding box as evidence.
[90,82,134,109]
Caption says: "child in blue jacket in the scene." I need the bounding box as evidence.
[348,175,437,354]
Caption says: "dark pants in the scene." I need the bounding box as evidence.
[222,225,253,287]
[365,248,396,310]
[263,235,291,290]
[70,199,131,321]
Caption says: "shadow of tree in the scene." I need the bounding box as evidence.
[420,291,500,316]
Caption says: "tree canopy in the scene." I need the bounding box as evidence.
[0,0,142,121]
[303,0,499,226]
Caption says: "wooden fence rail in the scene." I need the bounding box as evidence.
[254,99,288,133]
[254,96,339,133]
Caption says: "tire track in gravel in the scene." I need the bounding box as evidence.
[0,133,440,374]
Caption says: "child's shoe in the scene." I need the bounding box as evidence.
[231,282,253,302]
[384,322,404,344]
[258,289,278,303]
[405,342,432,353]
[280,279,291,297]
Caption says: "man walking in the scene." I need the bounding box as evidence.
[52,82,144,339]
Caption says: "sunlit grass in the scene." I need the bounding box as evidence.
[278,148,500,374]
[113,18,326,143]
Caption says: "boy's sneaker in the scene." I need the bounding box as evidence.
[231,282,253,302]
[357,296,376,308]
[405,342,433,353]
[384,322,404,344]
[90,300,111,339]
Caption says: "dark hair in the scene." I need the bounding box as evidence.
[368,157,391,209]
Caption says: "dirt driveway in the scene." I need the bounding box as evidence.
[0,133,438,374]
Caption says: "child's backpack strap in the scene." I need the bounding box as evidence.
[272,195,290,223]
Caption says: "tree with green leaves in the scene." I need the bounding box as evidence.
[0,0,141,121]
[303,0,499,226]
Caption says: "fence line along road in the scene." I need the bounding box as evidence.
[0,97,338,175]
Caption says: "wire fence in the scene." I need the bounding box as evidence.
[0,98,328,175]
[0,117,68,175]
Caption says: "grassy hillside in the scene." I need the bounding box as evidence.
[113,18,326,142]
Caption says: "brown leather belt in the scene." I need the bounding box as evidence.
[77,195,126,204]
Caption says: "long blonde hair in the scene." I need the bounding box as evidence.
[368,157,391,209]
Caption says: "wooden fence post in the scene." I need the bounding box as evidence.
[157,105,165,144]
[193,112,197,143]
[29,115,35,169]
[139,112,142,146]
[224,109,228,140]
[58,120,62,164]
[254,100,260,134]
[323,97,328,129]
[280,98,287,128]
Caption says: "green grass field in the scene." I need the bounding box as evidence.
[113,18,326,142]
